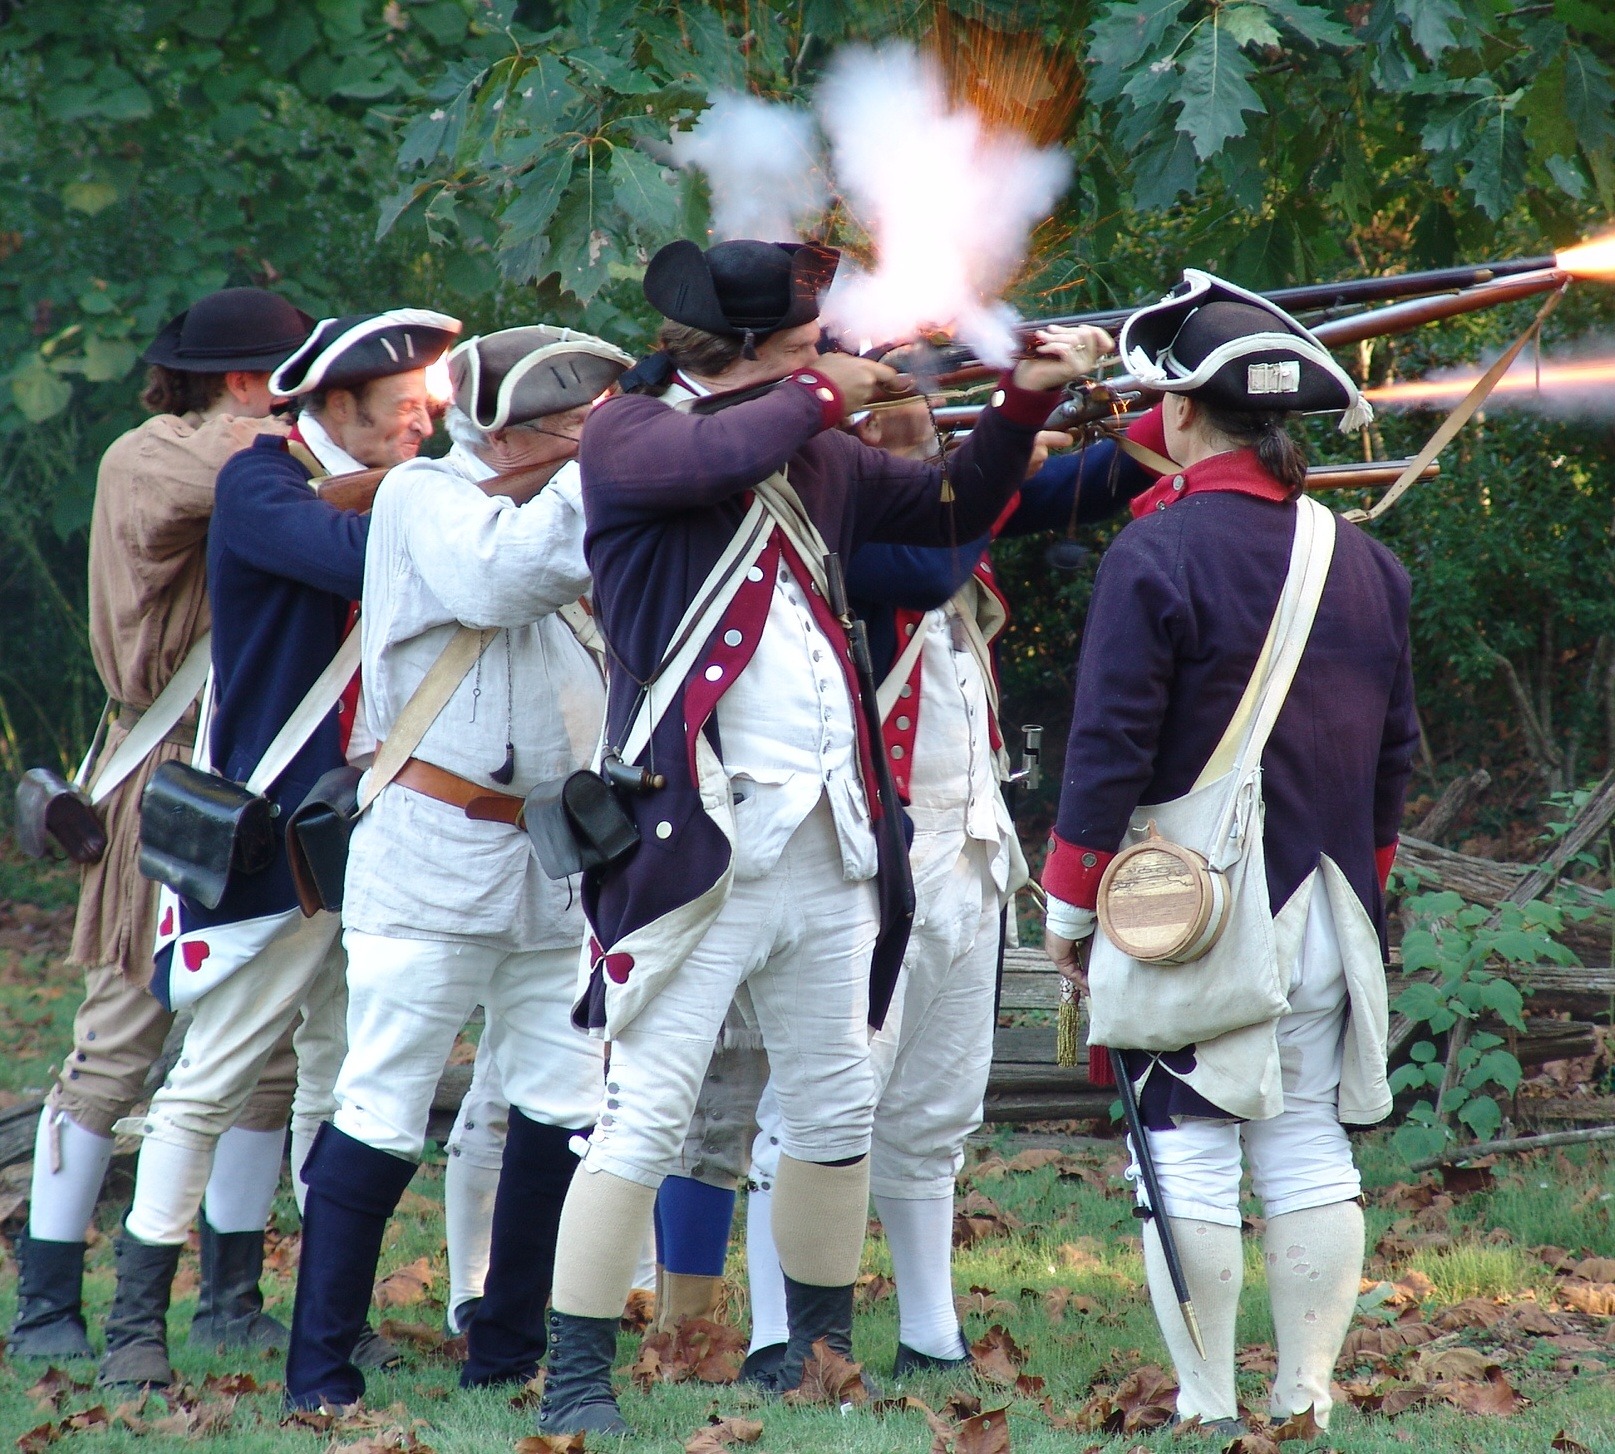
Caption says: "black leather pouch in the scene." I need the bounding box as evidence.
[138,760,275,910]
[286,766,363,916]
[525,769,642,880]
[14,768,107,864]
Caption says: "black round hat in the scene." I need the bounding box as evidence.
[643,239,840,340]
[141,287,315,373]
[1119,269,1372,431]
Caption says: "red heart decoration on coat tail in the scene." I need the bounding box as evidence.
[159,906,174,936]
[182,940,211,972]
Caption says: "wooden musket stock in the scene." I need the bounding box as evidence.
[314,460,564,514]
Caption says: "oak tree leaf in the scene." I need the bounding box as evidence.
[783,1339,868,1407]
[682,1416,763,1454]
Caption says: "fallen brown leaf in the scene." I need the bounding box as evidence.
[1221,1436,1282,1454]
[682,1415,763,1454]
[1507,1304,1563,1335]
[1104,1365,1177,1434]
[1269,1405,1319,1441]
[1004,1147,1064,1173]
[783,1339,868,1407]
[1571,1257,1615,1282]
[969,1325,1029,1387]
[619,1287,655,1332]
[1432,1297,1505,1330]
[1558,1282,1615,1316]
[1436,1365,1523,1416]
[15,1422,59,1454]
[57,1407,108,1434]
[1551,1432,1593,1453]
[1236,1343,1278,1374]
[952,1405,1011,1454]
[1378,1381,1433,1417]
[952,1190,1022,1248]
[508,1374,545,1411]
[1340,1320,1439,1361]
[513,1435,584,1454]
[629,1317,747,1389]
[373,1257,435,1309]
[1412,1346,1493,1383]
[201,1371,265,1396]
[1438,1161,1495,1196]
[855,1272,895,1304]
[24,1368,92,1411]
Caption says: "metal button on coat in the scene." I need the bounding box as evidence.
[705,664,723,681]
[724,629,743,647]
[656,821,673,839]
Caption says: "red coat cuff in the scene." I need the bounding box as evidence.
[1042,833,1115,910]
[989,370,1059,430]
[1375,840,1398,892]
[1125,403,1168,469]
[787,369,845,429]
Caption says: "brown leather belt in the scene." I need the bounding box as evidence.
[394,757,525,826]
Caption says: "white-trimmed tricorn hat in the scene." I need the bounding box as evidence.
[1119,269,1372,432]
[269,308,461,397]
[449,326,635,432]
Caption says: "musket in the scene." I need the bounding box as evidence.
[1112,1046,1207,1361]
[930,263,1571,388]
[314,459,565,514]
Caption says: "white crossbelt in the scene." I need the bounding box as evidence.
[79,633,212,804]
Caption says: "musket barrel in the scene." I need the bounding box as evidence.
[1309,267,1568,347]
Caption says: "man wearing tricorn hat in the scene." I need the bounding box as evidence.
[1043,272,1413,1434]
[283,324,633,1411]
[534,237,1109,1436]
[12,289,315,1362]
[98,309,459,1389]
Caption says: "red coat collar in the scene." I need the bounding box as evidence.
[1129,446,1293,518]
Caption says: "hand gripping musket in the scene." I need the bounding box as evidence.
[1112,1048,1208,1361]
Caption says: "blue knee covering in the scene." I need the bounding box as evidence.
[653,1176,737,1278]
[461,1110,589,1388]
[285,1124,416,1410]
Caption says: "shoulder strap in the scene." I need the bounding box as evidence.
[285,439,326,483]
[618,496,774,767]
[85,633,213,805]
[243,630,364,797]
[876,614,931,723]
[557,599,606,674]
[357,626,497,812]
[1193,495,1336,795]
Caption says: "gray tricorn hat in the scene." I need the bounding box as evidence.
[449,326,635,431]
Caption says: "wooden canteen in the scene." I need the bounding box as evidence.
[1095,821,1231,965]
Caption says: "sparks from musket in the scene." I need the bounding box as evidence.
[1555,230,1615,279]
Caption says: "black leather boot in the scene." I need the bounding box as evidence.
[190,1224,289,1350]
[738,1342,786,1388]
[284,1125,416,1410]
[97,1234,182,1388]
[774,1275,858,1395]
[461,1111,587,1388]
[10,1236,94,1359]
[893,1324,970,1377]
[534,1311,627,1436]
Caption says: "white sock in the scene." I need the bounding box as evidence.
[1264,1201,1364,1430]
[445,1153,501,1327]
[876,1192,966,1360]
[28,1110,114,1243]
[1141,1217,1242,1424]
[290,1124,317,1217]
[745,1182,787,1352]
[202,1125,285,1233]
[125,1136,216,1246]
[631,1224,658,1295]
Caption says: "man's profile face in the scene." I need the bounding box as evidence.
[753,321,823,379]
[326,369,434,467]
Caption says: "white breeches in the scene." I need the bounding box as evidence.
[1132,888,1361,1226]
[445,1030,510,1170]
[336,933,604,1158]
[868,836,1000,1198]
[126,909,347,1151]
[583,798,879,1189]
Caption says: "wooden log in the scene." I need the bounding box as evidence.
[0,1100,43,1171]
[1509,1019,1598,1067]
[1410,770,1491,845]
[1409,1122,1615,1171]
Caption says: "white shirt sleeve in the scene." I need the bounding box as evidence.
[1044,893,1097,941]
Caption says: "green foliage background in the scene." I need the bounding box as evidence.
[3,0,1615,841]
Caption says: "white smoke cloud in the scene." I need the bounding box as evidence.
[667,93,828,242]
[814,43,1071,366]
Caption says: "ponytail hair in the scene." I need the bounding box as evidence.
[1199,403,1308,495]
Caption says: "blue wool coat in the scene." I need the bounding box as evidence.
[572,370,1062,1032]
[201,434,369,925]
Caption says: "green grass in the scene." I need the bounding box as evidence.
[2,854,1615,1450]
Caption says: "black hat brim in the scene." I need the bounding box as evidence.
[643,240,839,338]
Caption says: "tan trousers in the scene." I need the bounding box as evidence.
[48,963,296,1139]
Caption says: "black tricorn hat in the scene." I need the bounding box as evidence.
[1120,269,1372,432]
[141,288,315,373]
[269,309,462,397]
[450,325,635,431]
[643,239,840,343]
